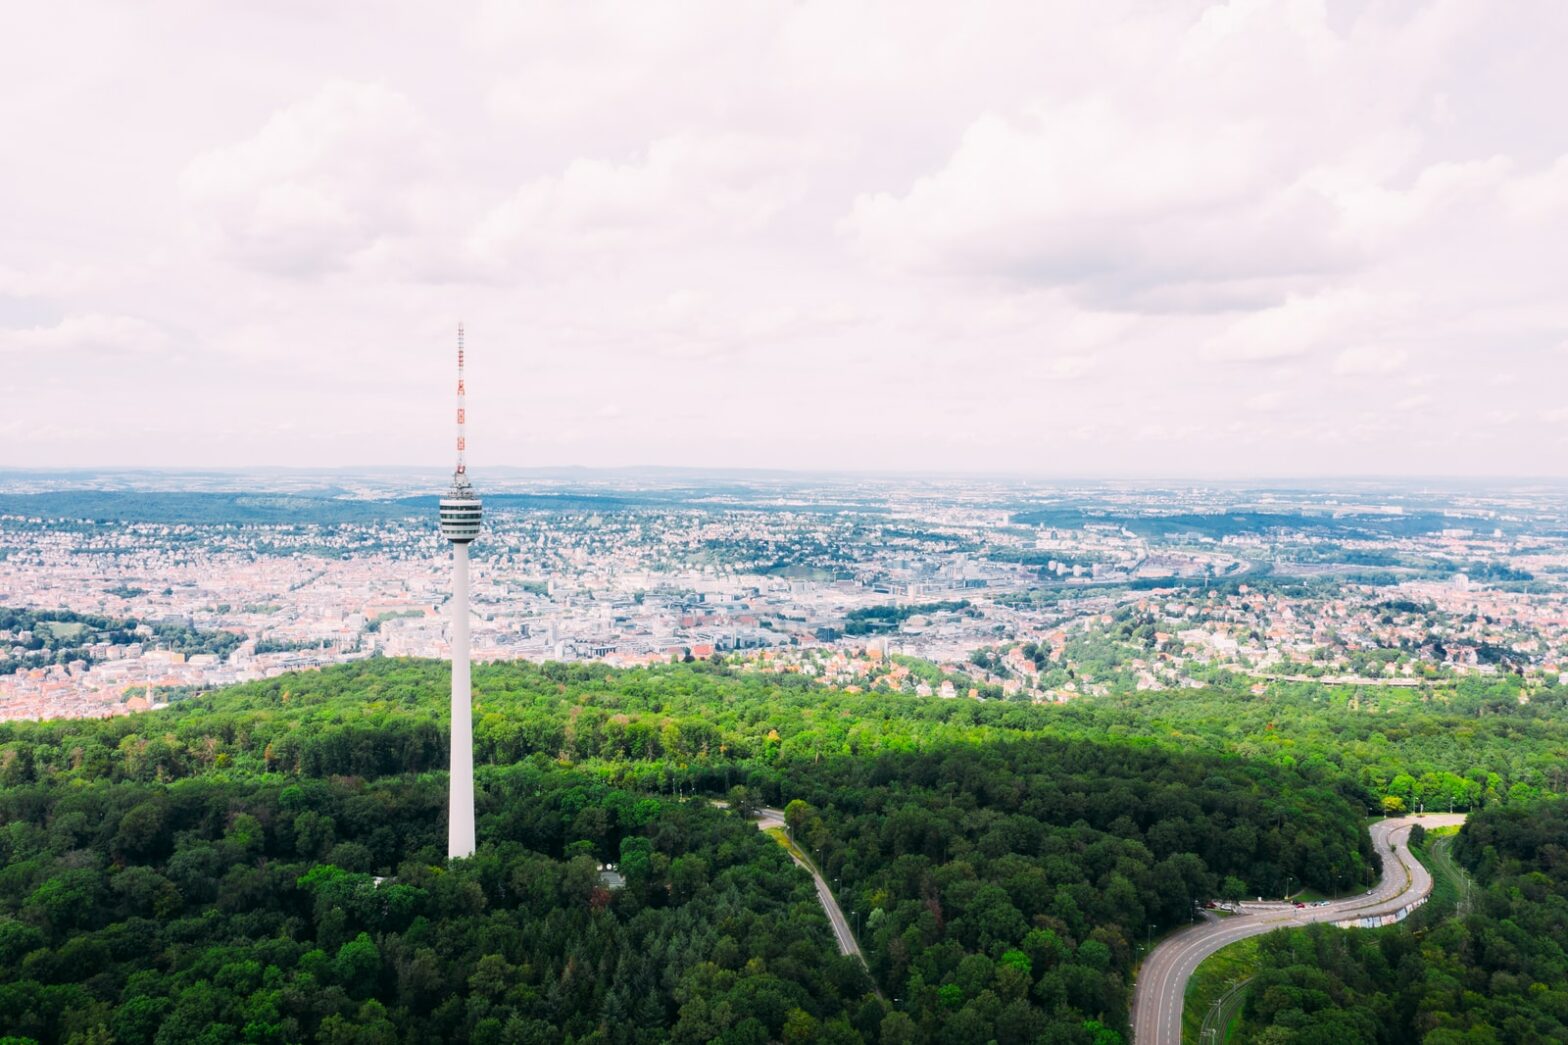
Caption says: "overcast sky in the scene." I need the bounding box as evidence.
[2,1,1566,477]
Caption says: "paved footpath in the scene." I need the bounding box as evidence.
[1130,813,1466,1044]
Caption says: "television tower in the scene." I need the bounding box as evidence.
[439,323,482,858]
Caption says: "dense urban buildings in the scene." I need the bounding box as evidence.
[3,472,1566,721]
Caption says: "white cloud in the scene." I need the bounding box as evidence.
[1395,394,1434,412]
[1043,354,1095,380]
[2,1,1567,474]
[179,81,435,277]
[1316,157,1514,252]
[0,264,99,299]
[842,99,1355,308]
[468,133,808,267]
[1501,154,1568,219]
[1332,345,1410,376]
[835,2,1494,313]
[0,314,172,357]
[1203,291,1373,363]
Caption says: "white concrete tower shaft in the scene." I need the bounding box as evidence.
[439,323,481,859]
[448,540,475,858]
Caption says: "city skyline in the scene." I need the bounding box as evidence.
[3,1,1568,476]
[8,470,1567,725]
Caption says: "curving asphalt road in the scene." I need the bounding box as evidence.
[755,807,863,959]
[1130,813,1466,1044]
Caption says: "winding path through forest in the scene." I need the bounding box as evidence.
[753,806,864,960]
[1130,813,1466,1044]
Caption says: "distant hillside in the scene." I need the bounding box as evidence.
[0,491,420,526]
[0,488,884,527]
[1007,506,1465,539]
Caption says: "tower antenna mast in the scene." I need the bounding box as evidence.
[455,323,468,480]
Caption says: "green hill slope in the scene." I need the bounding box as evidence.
[0,659,1558,1044]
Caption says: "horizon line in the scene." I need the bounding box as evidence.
[2,464,1568,486]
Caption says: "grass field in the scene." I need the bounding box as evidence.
[1182,935,1259,1044]
[1419,828,1471,921]
[763,826,820,875]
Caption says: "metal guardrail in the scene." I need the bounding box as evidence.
[1332,892,1426,929]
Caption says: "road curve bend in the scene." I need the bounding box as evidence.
[754,806,863,959]
[1130,813,1466,1045]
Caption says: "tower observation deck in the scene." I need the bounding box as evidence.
[439,481,483,542]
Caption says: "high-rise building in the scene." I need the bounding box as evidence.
[439,324,482,859]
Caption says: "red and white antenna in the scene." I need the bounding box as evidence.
[455,323,467,477]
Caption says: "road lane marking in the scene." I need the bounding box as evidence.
[1131,815,1464,1044]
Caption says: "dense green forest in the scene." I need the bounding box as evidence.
[764,740,1370,1041]
[0,659,1564,1043]
[1233,800,1568,1043]
[2,658,1560,811]
[1050,677,1568,813]
[0,766,871,1044]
